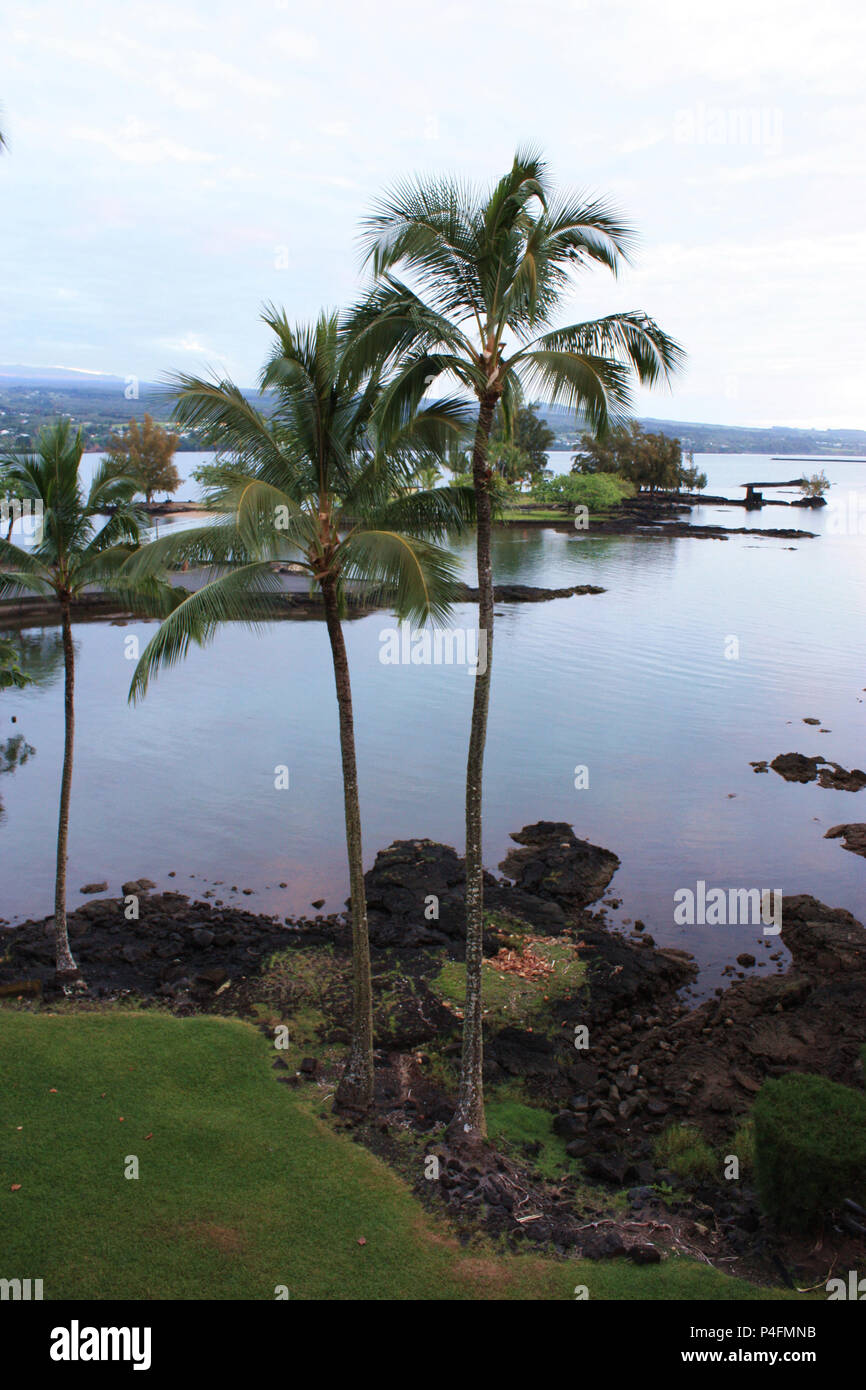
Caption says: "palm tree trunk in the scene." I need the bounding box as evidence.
[321,575,375,1111]
[449,394,496,1142]
[54,597,82,986]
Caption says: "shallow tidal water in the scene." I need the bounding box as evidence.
[1,453,864,991]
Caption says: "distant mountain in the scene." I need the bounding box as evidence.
[0,366,130,387]
[533,404,866,457]
[0,369,863,455]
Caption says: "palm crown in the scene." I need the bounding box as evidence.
[126,308,475,699]
[0,418,167,608]
[348,146,683,435]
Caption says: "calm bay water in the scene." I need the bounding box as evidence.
[1,454,864,988]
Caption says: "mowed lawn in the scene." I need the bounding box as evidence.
[0,1010,797,1301]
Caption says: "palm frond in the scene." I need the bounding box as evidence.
[359,176,486,324]
[339,528,463,625]
[0,535,54,597]
[343,276,475,373]
[128,562,287,703]
[515,350,634,433]
[120,518,256,581]
[528,313,685,387]
[371,483,476,538]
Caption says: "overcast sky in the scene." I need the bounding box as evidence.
[1,0,863,427]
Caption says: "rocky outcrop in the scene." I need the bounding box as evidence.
[769,753,866,790]
[0,891,327,999]
[362,822,622,949]
[770,752,822,783]
[825,823,866,858]
[576,895,866,1150]
[498,822,620,909]
[457,583,606,602]
[818,764,866,792]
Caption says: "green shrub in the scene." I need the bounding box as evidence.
[532,471,631,511]
[730,1118,755,1176]
[654,1124,716,1181]
[753,1073,866,1230]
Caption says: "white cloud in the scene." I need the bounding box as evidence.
[161,333,224,358]
[187,52,281,100]
[70,123,216,165]
[617,128,668,156]
[272,27,319,61]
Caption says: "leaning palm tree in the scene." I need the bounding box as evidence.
[0,420,175,987]
[348,148,684,1140]
[126,308,473,1110]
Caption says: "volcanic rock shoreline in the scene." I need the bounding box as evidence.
[0,580,607,629]
[3,822,863,1135]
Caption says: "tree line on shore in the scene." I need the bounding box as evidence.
[0,149,682,1141]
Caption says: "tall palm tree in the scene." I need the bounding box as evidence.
[348,149,684,1140]
[0,420,174,987]
[126,308,473,1110]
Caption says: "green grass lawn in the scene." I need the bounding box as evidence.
[486,1089,572,1180]
[497,506,624,523]
[0,1010,802,1300]
[498,507,573,522]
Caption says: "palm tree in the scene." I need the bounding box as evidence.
[0,420,175,987]
[348,148,684,1141]
[410,458,443,492]
[126,308,473,1110]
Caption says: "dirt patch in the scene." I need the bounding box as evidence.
[181,1221,247,1254]
[452,1257,511,1288]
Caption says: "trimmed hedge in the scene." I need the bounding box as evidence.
[753,1072,866,1230]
